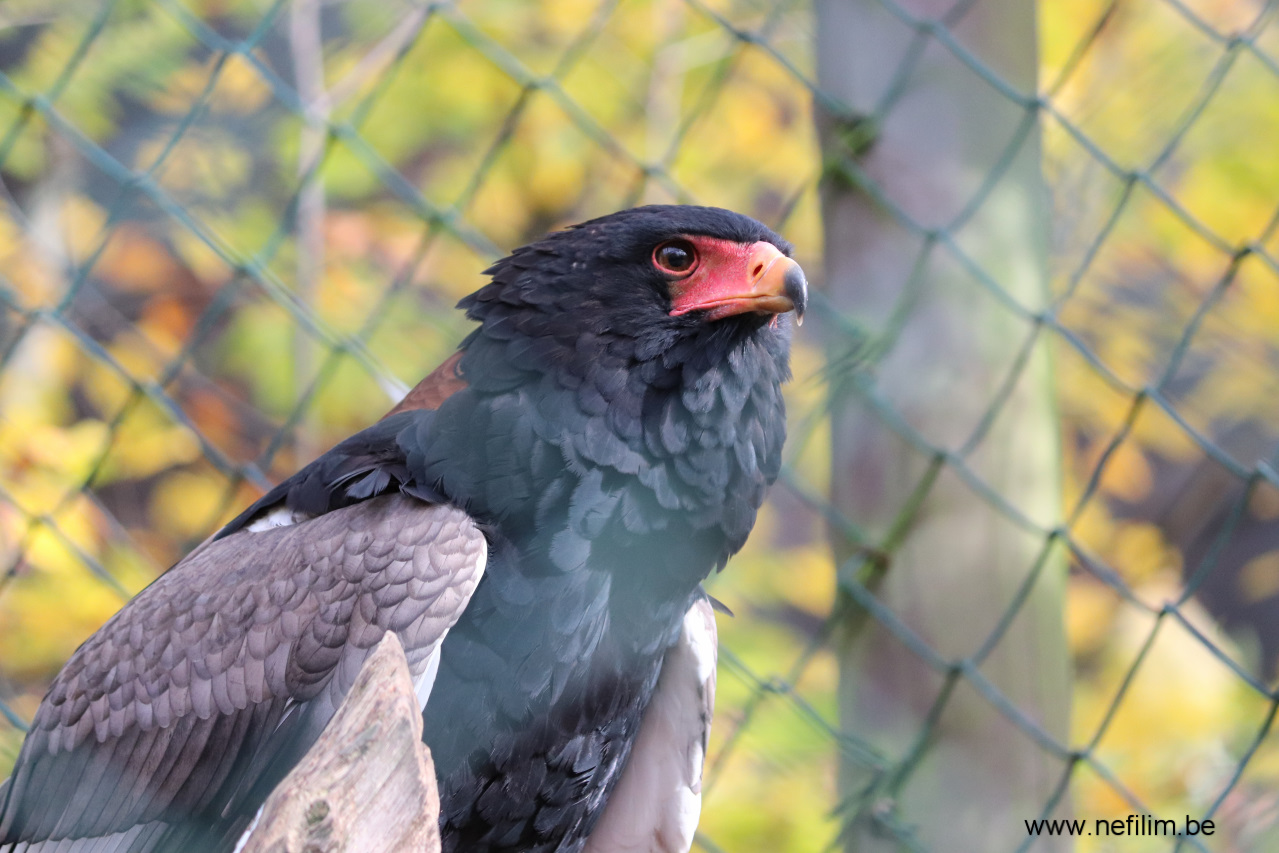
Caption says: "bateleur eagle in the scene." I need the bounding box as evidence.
[0,205,807,853]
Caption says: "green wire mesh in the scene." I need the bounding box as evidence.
[0,1,1277,851]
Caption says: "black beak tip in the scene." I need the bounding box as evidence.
[784,264,808,323]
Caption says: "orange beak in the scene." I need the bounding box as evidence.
[668,240,808,325]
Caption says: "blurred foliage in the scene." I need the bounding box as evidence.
[0,0,1278,850]
[1044,0,1279,849]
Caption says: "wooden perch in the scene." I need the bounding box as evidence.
[238,635,441,853]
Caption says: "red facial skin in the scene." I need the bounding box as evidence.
[662,236,802,322]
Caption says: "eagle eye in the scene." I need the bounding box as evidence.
[653,240,697,275]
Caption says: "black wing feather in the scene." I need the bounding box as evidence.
[216,410,443,540]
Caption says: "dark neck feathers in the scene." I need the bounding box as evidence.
[424,275,790,580]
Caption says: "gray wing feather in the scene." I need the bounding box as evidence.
[0,495,485,851]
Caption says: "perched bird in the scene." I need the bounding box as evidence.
[0,205,806,853]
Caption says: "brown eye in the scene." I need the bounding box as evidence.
[653,240,697,275]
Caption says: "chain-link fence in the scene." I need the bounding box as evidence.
[1,0,1278,850]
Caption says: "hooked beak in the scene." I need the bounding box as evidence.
[669,241,808,325]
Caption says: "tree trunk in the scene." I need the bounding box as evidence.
[238,634,442,853]
[815,1,1072,850]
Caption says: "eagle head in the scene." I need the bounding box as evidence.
[462,205,805,353]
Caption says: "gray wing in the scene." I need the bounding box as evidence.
[0,495,485,853]
[583,596,718,853]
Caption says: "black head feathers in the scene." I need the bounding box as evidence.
[459,206,801,365]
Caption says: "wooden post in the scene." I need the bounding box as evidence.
[815,0,1073,850]
[238,635,442,853]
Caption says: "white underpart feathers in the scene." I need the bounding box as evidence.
[583,597,718,853]
[244,504,313,533]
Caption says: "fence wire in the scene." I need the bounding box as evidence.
[1,0,1278,851]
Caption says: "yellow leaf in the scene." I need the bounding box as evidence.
[1067,578,1118,656]
[1239,551,1279,604]
[1097,440,1153,503]
[150,470,226,539]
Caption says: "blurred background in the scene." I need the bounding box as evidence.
[1,0,1278,851]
